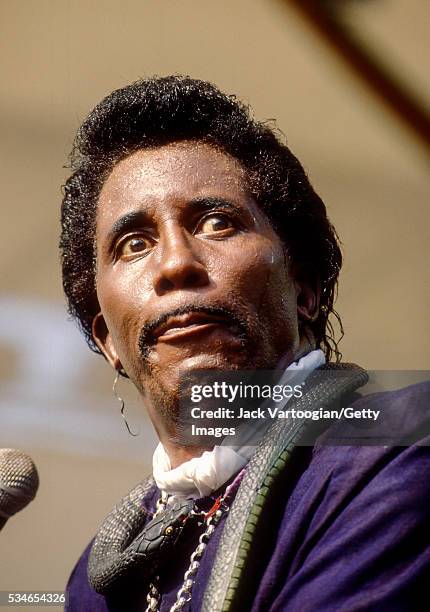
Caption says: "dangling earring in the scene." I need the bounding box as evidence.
[113,370,140,437]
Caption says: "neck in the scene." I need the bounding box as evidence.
[162,441,213,469]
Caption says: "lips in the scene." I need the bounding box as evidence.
[151,312,231,343]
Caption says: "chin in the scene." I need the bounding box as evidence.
[176,352,246,372]
[146,351,248,403]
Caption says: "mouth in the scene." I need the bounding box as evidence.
[152,312,233,343]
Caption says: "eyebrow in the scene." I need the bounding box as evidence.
[185,197,243,219]
[105,196,243,249]
[106,210,149,250]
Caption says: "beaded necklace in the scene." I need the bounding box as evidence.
[145,469,245,612]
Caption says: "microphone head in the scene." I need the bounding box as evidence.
[0,449,39,524]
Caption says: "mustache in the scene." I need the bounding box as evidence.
[138,304,250,358]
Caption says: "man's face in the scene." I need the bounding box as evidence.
[93,142,310,436]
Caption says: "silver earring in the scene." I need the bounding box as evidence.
[113,370,139,437]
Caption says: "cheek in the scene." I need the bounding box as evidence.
[213,237,292,310]
[97,257,152,322]
[219,238,299,348]
[96,273,144,363]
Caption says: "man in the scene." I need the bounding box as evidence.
[62,76,430,611]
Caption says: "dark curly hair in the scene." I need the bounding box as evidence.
[60,75,343,361]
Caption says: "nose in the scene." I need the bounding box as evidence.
[152,228,210,295]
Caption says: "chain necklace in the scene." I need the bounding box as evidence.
[145,472,243,612]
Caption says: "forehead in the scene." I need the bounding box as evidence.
[96,141,250,220]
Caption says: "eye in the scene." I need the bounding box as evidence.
[195,214,234,235]
[116,234,153,260]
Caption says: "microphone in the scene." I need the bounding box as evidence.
[0,449,39,531]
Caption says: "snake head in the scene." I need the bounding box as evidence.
[132,499,195,557]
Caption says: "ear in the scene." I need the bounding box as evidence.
[294,279,320,323]
[92,312,123,371]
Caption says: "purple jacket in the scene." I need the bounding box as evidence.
[66,381,430,611]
